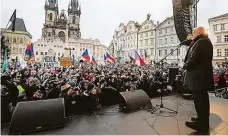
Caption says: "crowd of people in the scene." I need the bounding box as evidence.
[1,61,228,124]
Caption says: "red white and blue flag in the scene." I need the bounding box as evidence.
[129,56,136,64]
[135,50,145,66]
[106,52,115,63]
[82,49,90,62]
[90,56,97,64]
[25,42,34,58]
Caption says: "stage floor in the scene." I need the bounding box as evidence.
[1,95,228,135]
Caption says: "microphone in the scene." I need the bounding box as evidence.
[179,34,193,45]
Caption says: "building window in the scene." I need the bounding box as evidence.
[140,40,143,46]
[164,50,167,56]
[177,49,180,56]
[10,37,12,43]
[165,28,168,33]
[13,38,16,43]
[145,39,148,45]
[159,39,162,45]
[225,35,228,42]
[170,49,174,55]
[17,38,19,43]
[151,32,153,36]
[165,38,167,44]
[41,52,43,55]
[150,48,154,56]
[170,37,173,44]
[141,34,143,38]
[38,44,40,46]
[129,26,132,29]
[62,53,64,56]
[145,32,148,37]
[159,50,162,56]
[36,51,38,55]
[213,25,218,31]
[45,52,47,55]
[151,38,154,45]
[217,36,221,43]
[170,27,173,32]
[20,38,23,43]
[6,37,9,43]
[41,44,43,47]
[221,24,225,30]
[72,16,76,24]
[58,52,60,56]
[225,49,228,57]
[159,30,162,34]
[50,13,53,21]
[217,49,222,57]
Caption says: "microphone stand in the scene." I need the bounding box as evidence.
[151,41,188,114]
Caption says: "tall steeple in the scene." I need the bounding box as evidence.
[68,0,81,16]
[45,0,58,10]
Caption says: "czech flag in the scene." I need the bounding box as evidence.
[82,49,90,62]
[129,56,136,64]
[135,50,145,66]
[91,56,97,64]
[106,52,115,63]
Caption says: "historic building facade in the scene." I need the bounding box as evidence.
[138,14,157,63]
[208,13,228,65]
[1,18,32,60]
[155,16,187,67]
[34,0,104,62]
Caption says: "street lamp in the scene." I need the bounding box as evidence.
[64,47,75,57]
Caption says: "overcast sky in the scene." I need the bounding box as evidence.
[1,0,228,46]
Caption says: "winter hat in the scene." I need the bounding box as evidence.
[87,83,95,91]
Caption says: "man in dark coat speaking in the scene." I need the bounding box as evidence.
[183,27,214,134]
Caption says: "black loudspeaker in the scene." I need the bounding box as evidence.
[9,98,65,134]
[119,90,150,113]
[99,87,119,106]
[173,0,193,42]
[169,68,179,84]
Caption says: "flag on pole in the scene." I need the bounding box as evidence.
[129,56,136,64]
[72,54,75,65]
[91,56,97,64]
[9,9,16,32]
[135,50,145,66]
[2,49,8,73]
[106,52,115,63]
[82,49,90,62]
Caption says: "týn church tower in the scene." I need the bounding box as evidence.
[34,0,107,64]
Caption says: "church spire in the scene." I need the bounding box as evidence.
[68,0,81,15]
[45,0,58,10]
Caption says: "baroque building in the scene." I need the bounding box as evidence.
[155,16,187,67]
[35,0,104,62]
[138,14,157,63]
[208,13,228,65]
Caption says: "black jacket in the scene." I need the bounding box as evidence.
[183,35,214,91]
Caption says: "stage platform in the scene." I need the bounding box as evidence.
[1,95,228,135]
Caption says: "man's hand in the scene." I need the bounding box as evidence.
[187,34,193,40]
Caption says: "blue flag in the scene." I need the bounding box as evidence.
[72,54,75,65]
[2,49,8,73]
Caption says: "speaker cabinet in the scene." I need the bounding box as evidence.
[9,98,65,134]
[173,0,193,42]
[169,68,179,84]
[119,90,150,113]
